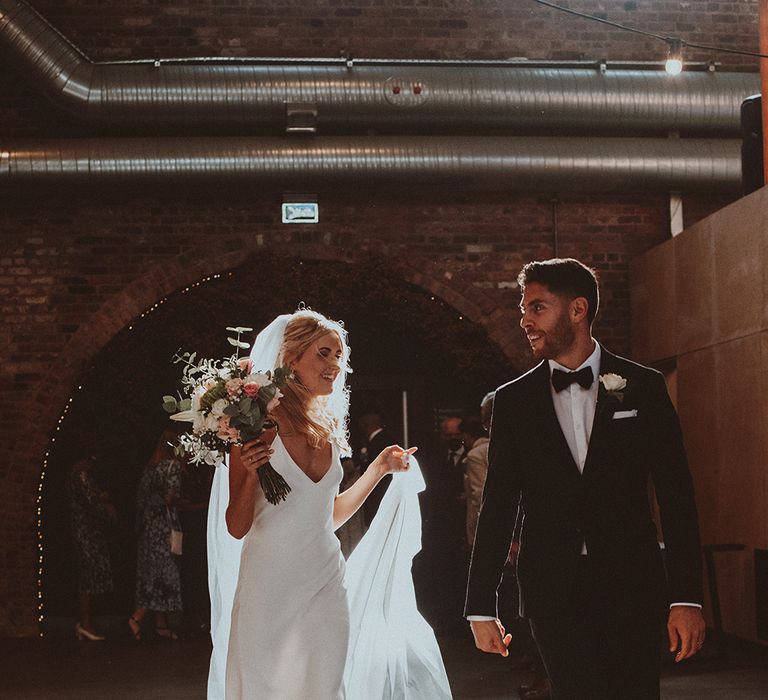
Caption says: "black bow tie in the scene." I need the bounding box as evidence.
[551,366,594,392]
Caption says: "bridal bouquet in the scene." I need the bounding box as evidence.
[162,326,293,505]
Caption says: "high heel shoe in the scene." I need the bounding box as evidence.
[154,626,179,641]
[128,615,142,641]
[75,623,105,641]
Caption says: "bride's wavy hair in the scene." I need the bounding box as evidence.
[277,309,351,454]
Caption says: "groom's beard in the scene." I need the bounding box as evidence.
[530,310,575,360]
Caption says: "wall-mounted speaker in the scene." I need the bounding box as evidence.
[756,548,768,641]
[741,94,764,196]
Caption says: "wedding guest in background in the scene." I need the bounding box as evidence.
[336,456,367,558]
[68,449,116,641]
[178,460,213,634]
[460,415,489,549]
[424,414,468,634]
[358,411,397,526]
[128,429,183,641]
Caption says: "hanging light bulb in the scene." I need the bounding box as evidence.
[665,38,684,76]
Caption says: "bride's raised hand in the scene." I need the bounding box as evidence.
[373,445,417,476]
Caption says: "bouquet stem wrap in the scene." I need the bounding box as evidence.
[253,419,291,505]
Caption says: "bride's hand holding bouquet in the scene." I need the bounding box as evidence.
[236,419,280,480]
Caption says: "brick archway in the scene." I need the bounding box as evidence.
[5,240,524,636]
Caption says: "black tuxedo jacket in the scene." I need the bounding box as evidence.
[464,347,703,620]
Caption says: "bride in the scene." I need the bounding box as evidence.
[207,308,453,699]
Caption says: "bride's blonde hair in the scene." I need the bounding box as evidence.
[277,309,351,454]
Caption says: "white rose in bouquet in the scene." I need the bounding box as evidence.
[211,398,229,418]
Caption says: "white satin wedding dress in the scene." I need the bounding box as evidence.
[207,436,452,699]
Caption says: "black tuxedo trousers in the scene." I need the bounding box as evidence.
[465,348,702,698]
[529,555,663,699]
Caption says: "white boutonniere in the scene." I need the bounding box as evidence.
[599,373,627,402]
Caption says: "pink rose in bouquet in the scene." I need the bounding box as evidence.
[243,382,261,398]
[237,357,253,373]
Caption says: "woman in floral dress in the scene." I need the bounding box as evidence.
[69,452,115,640]
[128,430,183,640]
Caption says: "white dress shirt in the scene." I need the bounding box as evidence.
[549,342,602,478]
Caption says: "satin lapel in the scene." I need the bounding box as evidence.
[532,361,581,478]
[581,347,621,478]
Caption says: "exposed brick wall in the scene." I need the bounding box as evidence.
[0,190,671,634]
[21,0,761,68]
[0,0,760,635]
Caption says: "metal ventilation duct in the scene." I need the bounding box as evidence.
[0,137,741,192]
[0,0,760,134]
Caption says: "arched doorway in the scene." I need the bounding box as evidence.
[41,254,516,628]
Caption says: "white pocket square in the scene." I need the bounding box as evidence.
[613,409,638,420]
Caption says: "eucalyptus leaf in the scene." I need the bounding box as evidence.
[179,398,192,411]
[239,397,253,412]
[226,338,250,349]
[226,326,254,333]
[223,404,240,417]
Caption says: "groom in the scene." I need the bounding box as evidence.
[465,259,705,699]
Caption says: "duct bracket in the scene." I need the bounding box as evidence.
[285,103,318,135]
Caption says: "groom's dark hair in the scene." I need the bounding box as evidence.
[517,258,599,326]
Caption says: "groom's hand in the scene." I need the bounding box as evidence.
[667,606,706,663]
[469,619,512,656]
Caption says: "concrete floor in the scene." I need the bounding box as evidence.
[1,629,767,699]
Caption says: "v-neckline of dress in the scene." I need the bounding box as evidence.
[276,435,335,485]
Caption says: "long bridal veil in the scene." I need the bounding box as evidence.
[207,314,289,699]
[206,314,452,699]
[343,457,452,698]
[207,452,242,699]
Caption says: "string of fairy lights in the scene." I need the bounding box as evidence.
[36,394,79,634]
[35,271,228,636]
[531,0,768,75]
